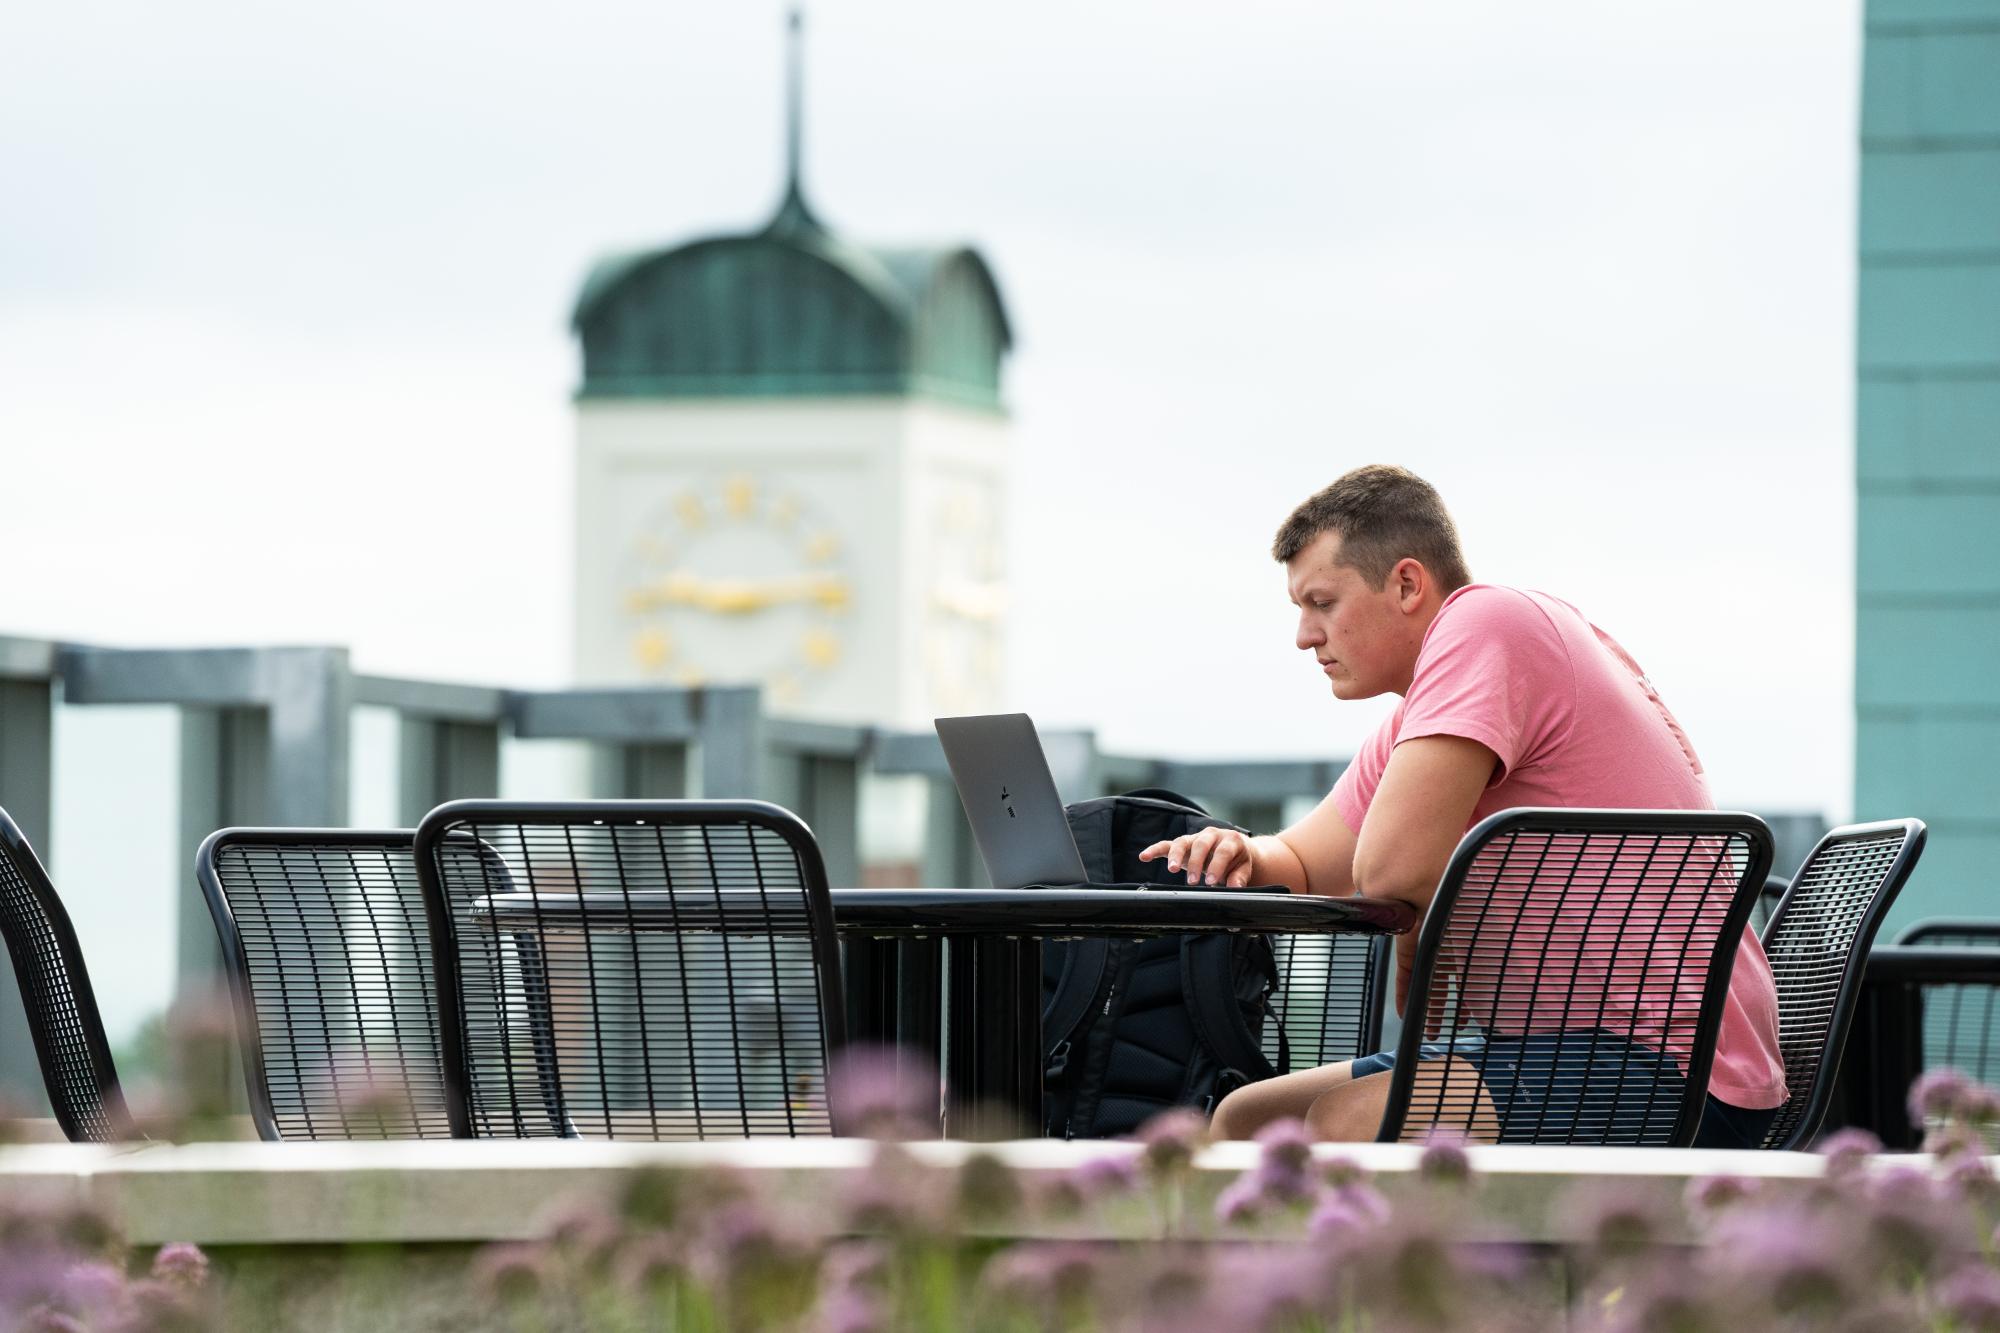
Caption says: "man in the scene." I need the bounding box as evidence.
[1140,465,1786,1147]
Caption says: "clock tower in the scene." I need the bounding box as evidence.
[570,14,1012,726]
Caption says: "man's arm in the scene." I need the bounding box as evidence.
[1352,734,1498,1011]
[1135,788,1359,894]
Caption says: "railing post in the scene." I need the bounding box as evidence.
[769,751,861,887]
[766,720,866,888]
[923,776,983,889]
[175,647,352,999]
[0,639,56,1106]
[176,706,270,990]
[398,720,501,826]
[696,686,764,799]
[593,744,689,798]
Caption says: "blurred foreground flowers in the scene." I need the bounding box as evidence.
[457,1048,2000,1332]
[10,1043,2000,1330]
[0,1200,210,1332]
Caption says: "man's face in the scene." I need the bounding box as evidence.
[1286,531,1419,700]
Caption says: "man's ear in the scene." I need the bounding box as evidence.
[1392,557,1428,612]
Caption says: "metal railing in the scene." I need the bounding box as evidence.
[0,632,1833,1111]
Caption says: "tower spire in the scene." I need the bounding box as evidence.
[770,8,821,234]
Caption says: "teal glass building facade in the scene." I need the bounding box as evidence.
[1857,0,2000,932]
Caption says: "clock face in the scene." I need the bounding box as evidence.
[620,473,853,707]
[922,481,1005,715]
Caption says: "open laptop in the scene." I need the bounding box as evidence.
[934,713,1091,889]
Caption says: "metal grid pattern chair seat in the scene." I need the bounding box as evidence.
[197,830,453,1140]
[416,800,847,1141]
[1894,918,2000,1141]
[0,808,135,1142]
[1757,820,1926,1150]
[1265,934,1388,1071]
[1378,809,1772,1146]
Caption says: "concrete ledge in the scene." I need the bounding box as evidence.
[0,1138,1871,1248]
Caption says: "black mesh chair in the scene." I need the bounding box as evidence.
[1755,820,1927,1150]
[195,829,456,1140]
[1377,808,1772,1146]
[415,799,847,1140]
[1894,918,2000,1124]
[0,807,137,1142]
[1265,934,1389,1072]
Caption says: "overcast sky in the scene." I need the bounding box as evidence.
[2,1,1861,1033]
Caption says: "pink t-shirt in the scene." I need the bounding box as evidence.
[1330,584,1787,1110]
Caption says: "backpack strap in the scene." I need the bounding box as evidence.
[1041,938,1111,1074]
[1179,935,1277,1108]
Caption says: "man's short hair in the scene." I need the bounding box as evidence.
[1272,465,1472,591]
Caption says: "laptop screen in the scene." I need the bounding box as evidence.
[934,713,1091,889]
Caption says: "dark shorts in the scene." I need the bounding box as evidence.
[1349,1030,1779,1148]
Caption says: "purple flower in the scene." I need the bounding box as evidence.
[149,1243,208,1291]
[17,1310,86,1333]
[1213,1177,1263,1226]
[1867,1163,1941,1208]
[1252,1118,1313,1175]
[1065,1151,1142,1201]
[1935,1264,2000,1331]
[1418,1132,1473,1187]
[1909,1068,1977,1125]
[1318,1155,1367,1188]
[1136,1109,1209,1177]
[1814,1126,1882,1179]
[827,1045,938,1139]
[1305,1191,1379,1242]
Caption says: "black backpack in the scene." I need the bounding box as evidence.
[1040,789,1285,1139]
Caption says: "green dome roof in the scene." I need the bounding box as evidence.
[572,197,1012,410]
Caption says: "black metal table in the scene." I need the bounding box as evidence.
[469,885,1415,1137]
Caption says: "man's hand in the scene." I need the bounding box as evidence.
[1138,827,1256,888]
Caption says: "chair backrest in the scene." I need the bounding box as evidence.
[1756,819,1927,1150]
[196,829,453,1140]
[1265,934,1388,1073]
[415,799,847,1140]
[1893,918,2000,1116]
[1378,808,1772,1146]
[0,808,136,1142]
